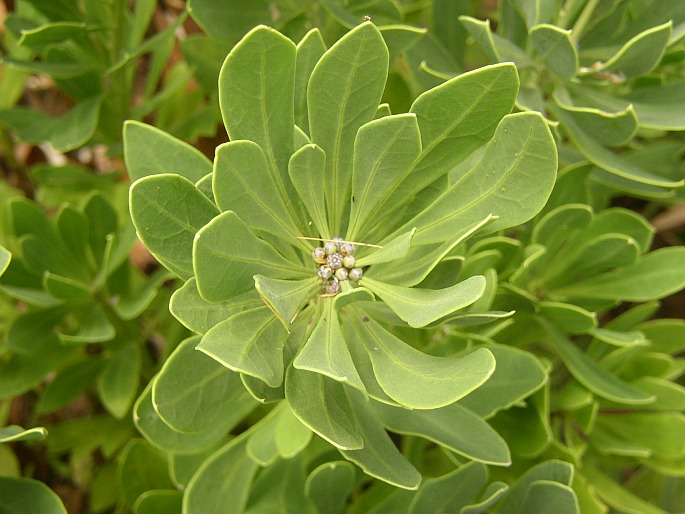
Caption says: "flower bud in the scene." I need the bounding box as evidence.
[342,255,355,268]
[340,242,355,255]
[327,253,343,269]
[317,265,333,279]
[348,267,363,281]
[335,267,348,281]
[312,247,327,264]
[323,241,338,255]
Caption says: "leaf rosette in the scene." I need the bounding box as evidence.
[128,22,557,487]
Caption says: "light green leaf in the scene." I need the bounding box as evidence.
[42,272,91,301]
[0,425,47,443]
[134,490,183,514]
[374,402,510,465]
[129,174,219,279]
[459,344,547,419]
[589,328,647,347]
[334,287,375,310]
[58,305,115,343]
[295,29,326,133]
[392,63,519,208]
[355,230,415,267]
[305,461,356,514]
[596,412,685,460]
[597,21,672,78]
[285,367,363,450]
[246,454,314,514]
[275,406,312,459]
[580,466,666,514]
[495,460,574,514]
[552,99,638,148]
[187,0,280,41]
[198,307,288,387]
[554,248,685,302]
[362,275,485,328]
[153,337,253,433]
[308,21,389,234]
[219,25,297,217]
[97,344,141,419]
[541,319,654,404]
[519,481,580,514]
[550,101,683,188]
[288,143,329,239]
[340,393,421,490]
[354,316,495,409]
[530,24,578,79]
[346,114,422,241]
[0,96,102,152]
[213,140,303,240]
[293,300,366,394]
[170,278,262,335]
[370,214,496,287]
[539,302,597,334]
[184,436,259,514]
[254,275,319,330]
[246,409,282,466]
[123,120,212,182]
[393,112,557,245]
[193,211,309,302]
[408,462,488,514]
[0,246,11,277]
[0,477,67,514]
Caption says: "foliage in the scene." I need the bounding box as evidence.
[1,1,685,513]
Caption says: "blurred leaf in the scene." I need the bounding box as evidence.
[123,121,212,182]
[305,461,356,514]
[129,174,219,279]
[495,460,574,514]
[580,466,665,514]
[97,343,142,419]
[308,22,389,233]
[36,358,104,414]
[0,426,47,444]
[118,440,173,508]
[408,462,488,514]
[530,24,578,78]
[134,490,183,514]
[0,477,67,513]
[0,96,102,152]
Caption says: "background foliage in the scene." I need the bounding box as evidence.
[1,0,685,513]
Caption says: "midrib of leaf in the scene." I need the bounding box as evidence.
[401,126,533,239]
[139,191,209,234]
[239,315,281,373]
[200,244,310,276]
[305,149,330,239]
[157,366,226,406]
[347,123,408,240]
[330,43,365,235]
[259,35,298,226]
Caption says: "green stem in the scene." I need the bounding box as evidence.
[571,0,599,43]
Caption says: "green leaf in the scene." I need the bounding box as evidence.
[549,101,683,189]
[193,211,309,302]
[539,302,597,334]
[288,143,329,239]
[361,275,485,328]
[97,344,141,419]
[36,359,104,414]
[459,344,547,419]
[596,412,685,460]
[392,63,519,209]
[153,337,254,433]
[123,120,212,182]
[184,435,259,514]
[305,461,356,514]
[334,287,376,310]
[213,140,303,241]
[596,21,672,78]
[393,112,557,245]
[285,367,363,450]
[170,278,262,335]
[255,275,319,331]
[408,462,488,514]
[274,406,312,459]
[346,114,422,241]
[198,307,288,388]
[495,460,574,514]
[552,100,638,148]
[353,316,495,409]
[129,174,219,279]
[219,25,297,218]
[308,21,389,234]
[530,24,578,79]
[0,425,47,443]
[0,477,67,514]
[295,29,326,133]
[554,248,685,302]
[540,319,654,404]
[118,440,173,508]
[0,96,102,152]
[246,454,314,514]
[374,402,510,465]
[134,491,183,514]
[42,272,92,301]
[340,393,421,490]
[293,300,366,394]
[355,229,415,267]
[187,0,280,40]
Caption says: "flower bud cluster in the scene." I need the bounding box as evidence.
[312,237,363,295]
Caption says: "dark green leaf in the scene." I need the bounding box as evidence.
[0,477,67,514]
